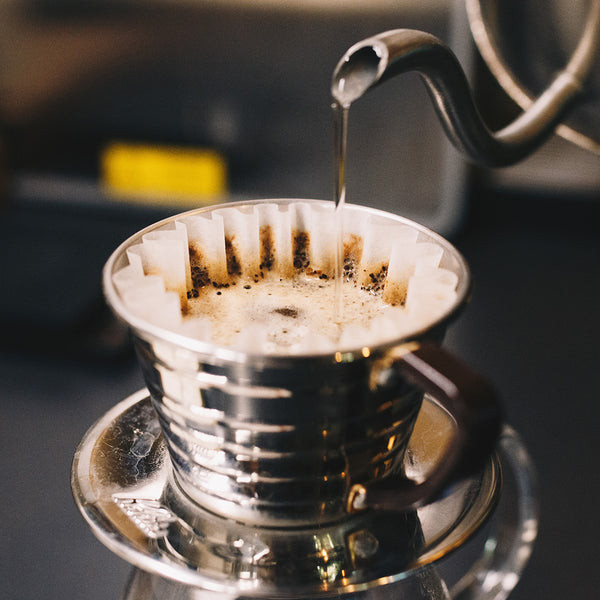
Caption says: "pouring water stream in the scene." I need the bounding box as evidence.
[332,45,383,324]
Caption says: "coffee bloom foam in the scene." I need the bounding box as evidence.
[111,202,459,354]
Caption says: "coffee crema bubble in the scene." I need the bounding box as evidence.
[112,202,460,354]
[185,272,395,351]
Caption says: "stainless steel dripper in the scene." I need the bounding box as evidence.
[332,0,600,165]
[103,200,501,528]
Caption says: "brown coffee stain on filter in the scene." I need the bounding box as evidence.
[382,277,409,307]
[225,236,243,278]
[259,225,276,272]
[360,259,409,307]
[361,264,389,295]
[343,233,363,281]
[186,244,232,309]
[188,247,211,294]
[293,230,311,271]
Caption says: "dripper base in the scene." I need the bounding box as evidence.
[72,390,504,597]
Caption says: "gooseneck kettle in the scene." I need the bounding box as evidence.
[332,0,600,166]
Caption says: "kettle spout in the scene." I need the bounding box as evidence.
[332,7,600,167]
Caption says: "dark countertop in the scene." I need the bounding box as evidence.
[447,192,600,599]
[2,190,599,599]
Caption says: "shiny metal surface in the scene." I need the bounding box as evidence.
[467,0,600,153]
[72,390,502,597]
[102,200,479,527]
[332,0,600,163]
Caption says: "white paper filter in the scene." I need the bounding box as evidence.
[112,202,459,353]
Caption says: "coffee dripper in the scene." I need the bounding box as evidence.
[73,200,538,600]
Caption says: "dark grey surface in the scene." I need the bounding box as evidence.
[1,191,599,599]
[446,193,600,599]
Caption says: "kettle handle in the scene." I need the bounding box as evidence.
[348,342,502,513]
[332,1,600,166]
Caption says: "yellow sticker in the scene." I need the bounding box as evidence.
[101,142,227,205]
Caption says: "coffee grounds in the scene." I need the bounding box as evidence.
[343,234,363,281]
[273,307,299,318]
[189,247,211,289]
[259,225,275,271]
[225,236,242,277]
[293,231,310,270]
[362,264,388,294]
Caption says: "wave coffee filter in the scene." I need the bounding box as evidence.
[109,200,462,354]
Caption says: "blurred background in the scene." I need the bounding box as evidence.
[1,1,598,599]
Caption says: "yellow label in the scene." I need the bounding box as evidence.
[101,142,227,205]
